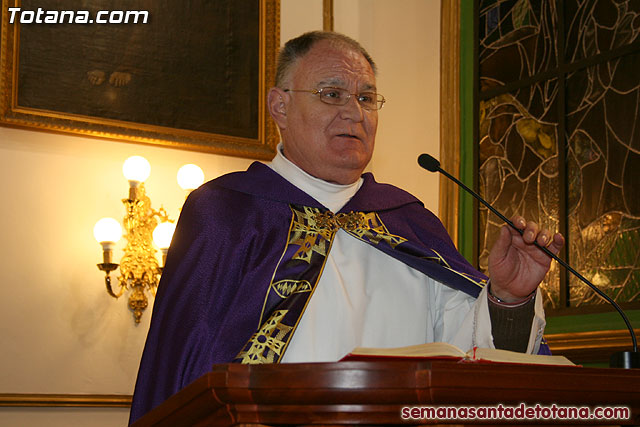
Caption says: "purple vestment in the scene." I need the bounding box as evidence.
[129,162,494,423]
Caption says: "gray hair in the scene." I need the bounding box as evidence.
[275,31,377,87]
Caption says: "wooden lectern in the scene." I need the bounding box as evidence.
[133,361,640,426]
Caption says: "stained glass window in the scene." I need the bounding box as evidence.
[477,0,640,311]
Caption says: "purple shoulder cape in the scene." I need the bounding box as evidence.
[129,162,528,423]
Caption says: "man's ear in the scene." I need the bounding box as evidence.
[267,87,288,129]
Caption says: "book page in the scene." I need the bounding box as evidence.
[349,342,466,358]
[344,343,576,367]
[470,347,575,366]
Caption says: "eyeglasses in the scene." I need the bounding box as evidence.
[284,87,386,111]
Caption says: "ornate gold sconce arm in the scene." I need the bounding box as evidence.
[97,263,124,299]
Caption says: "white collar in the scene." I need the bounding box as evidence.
[267,143,363,212]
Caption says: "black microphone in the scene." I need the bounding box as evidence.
[418,153,639,369]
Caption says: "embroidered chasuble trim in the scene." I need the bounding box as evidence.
[255,208,298,330]
[428,249,486,290]
[234,204,487,364]
[235,205,339,364]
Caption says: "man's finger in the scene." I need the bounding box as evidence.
[537,230,552,247]
[547,233,565,255]
[523,221,539,244]
[511,215,526,229]
[491,225,513,261]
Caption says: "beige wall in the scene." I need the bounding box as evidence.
[335,0,441,210]
[0,1,440,425]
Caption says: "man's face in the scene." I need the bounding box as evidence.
[273,40,378,185]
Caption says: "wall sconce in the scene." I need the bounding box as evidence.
[94,156,204,323]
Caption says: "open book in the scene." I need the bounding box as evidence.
[342,342,575,366]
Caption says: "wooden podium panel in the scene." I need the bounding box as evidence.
[133,361,640,426]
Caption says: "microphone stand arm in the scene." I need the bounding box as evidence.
[422,156,638,368]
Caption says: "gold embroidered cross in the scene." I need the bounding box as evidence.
[237,310,292,364]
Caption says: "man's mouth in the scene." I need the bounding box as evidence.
[336,133,361,141]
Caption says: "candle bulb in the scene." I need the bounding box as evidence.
[122,156,151,199]
[94,218,122,265]
[153,222,176,267]
[177,164,205,192]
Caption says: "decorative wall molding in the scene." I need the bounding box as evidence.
[323,0,333,31]
[439,0,461,246]
[546,329,640,364]
[0,394,131,408]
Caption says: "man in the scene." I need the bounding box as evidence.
[129,31,563,423]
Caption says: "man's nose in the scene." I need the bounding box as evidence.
[339,95,365,122]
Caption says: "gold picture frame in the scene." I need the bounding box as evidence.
[0,0,279,159]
